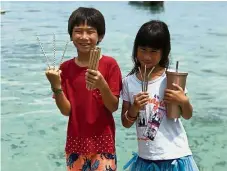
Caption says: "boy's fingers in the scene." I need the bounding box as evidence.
[87,69,97,76]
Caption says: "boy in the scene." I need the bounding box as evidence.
[45,7,122,170]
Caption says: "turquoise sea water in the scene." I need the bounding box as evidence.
[1,1,227,171]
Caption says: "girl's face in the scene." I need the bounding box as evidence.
[71,21,102,53]
[137,46,162,69]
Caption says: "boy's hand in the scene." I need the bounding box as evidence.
[85,69,106,90]
[164,83,189,106]
[132,92,149,113]
[45,67,62,89]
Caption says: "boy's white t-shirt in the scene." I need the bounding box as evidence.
[122,71,192,160]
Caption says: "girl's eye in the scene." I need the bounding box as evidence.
[139,48,146,51]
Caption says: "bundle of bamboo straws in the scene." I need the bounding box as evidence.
[87,47,101,90]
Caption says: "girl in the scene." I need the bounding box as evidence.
[121,20,199,171]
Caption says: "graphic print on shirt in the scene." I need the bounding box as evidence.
[139,94,166,140]
[143,106,166,140]
[137,109,147,127]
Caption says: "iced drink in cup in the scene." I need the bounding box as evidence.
[165,61,188,119]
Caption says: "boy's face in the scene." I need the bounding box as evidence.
[72,21,102,53]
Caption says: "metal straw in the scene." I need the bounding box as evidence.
[36,34,69,70]
[176,61,179,73]
[145,66,155,91]
[59,41,69,66]
[53,33,56,69]
[143,65,147,92]
[36,35,51,69]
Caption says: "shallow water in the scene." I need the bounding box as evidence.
[1,1,227,171]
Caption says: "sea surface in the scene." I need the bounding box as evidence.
[1,1,227,171]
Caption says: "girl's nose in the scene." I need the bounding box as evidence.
[144,52,151,60]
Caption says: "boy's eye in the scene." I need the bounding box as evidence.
[74,30,82,33]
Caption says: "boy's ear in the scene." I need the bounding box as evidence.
[98,35,104,43]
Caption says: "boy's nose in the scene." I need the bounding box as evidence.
[81,32,89,39]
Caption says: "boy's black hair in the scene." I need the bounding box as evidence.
[129,20,171,75]
[68,7,105,43]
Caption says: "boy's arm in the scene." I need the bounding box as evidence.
[86,63,122,113]
[53,87,71,116]
[99,82,119,113]
[46,65,71,116]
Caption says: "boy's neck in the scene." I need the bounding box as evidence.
[75,51,90,67]
[77,51,90,61]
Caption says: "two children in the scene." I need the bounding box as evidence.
[45,7,198,171]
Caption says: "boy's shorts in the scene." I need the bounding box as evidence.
[66,152,117,171]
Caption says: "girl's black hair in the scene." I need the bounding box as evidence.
[68,7,105,43]
[129,20,171,75]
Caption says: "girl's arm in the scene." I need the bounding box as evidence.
[164,83,193,120]
[121,101,137,128]
[180,97,193,120]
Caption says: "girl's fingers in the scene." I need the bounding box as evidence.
[165,89,175,94]
[164,92,173,98]
[172,83,183,91]
[140,99,149,106]
[163,100,171,104]
[163,96,172,101]
[137,94,149,100]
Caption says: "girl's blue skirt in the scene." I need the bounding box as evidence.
[123,152,199,171]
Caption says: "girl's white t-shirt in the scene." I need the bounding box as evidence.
[121,71,192,160]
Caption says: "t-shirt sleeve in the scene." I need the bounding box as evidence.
[121,77,130,102]
[107,62,122,97]
[184,87,188,95]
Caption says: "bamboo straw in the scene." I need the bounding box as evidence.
[87,47,101,90]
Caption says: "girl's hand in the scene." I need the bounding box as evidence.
[45,67,62,88]
[132,92,149,113]
[164,83,189,106]
[85,69,106,90]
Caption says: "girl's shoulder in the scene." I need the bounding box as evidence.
[122,73,137,85]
